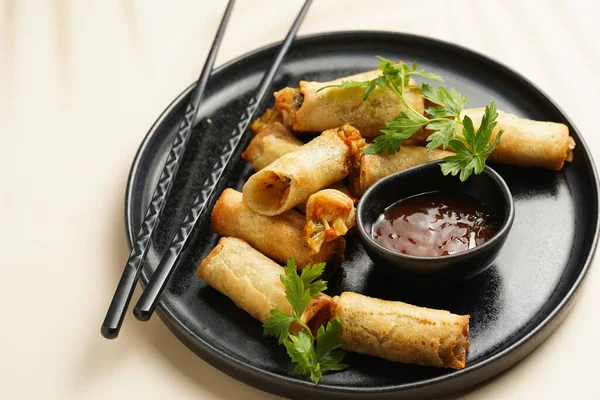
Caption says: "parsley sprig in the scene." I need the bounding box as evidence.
[318,57,504,181]
[263,258,347,383]
[440,102,504,181]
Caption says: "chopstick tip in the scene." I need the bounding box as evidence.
[133,306,152,321]
[101,325,119,340]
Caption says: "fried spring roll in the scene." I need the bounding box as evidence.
[461,108,575,170]
[242,122,303,171]
[250,107,283,134]
[243,124,364,216]
[212,189,345,267]
[305,189,356,254]
[412,108,576,170]
[350,145,454,196]
[241,125,356,210]
[198,237,331,332]
[274,69,424,137]
[330,292,470,369]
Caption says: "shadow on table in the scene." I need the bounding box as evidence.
[76,185,281,400]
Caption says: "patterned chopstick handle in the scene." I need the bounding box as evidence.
[131,102,197,266]
[133,97,259,319]
[101,102,197,338]
[134,0,314,321]
[175,98,258,251]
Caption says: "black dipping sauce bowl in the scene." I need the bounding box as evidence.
[356,160,515,286]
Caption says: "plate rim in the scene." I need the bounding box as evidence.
[124,30,600,397]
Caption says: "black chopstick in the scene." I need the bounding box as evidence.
[100,0,236,340]
[132,0,313,321]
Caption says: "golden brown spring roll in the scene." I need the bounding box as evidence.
[305,189,356,254]
[198,237,331,332]
[412,108,576,170]
[241,126,356,210]
[350,145,454,196]
[250,107,283,134]
[242,122,303,171]
[460,108,575,170]
[330,292,470,369]
[274,69,424,137]
[212,189,345,267]
[242,124,364,216]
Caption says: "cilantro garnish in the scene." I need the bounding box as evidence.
[263,258,347,384]
[319,57,503,181]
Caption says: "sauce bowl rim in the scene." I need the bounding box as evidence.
[356,161,516,262]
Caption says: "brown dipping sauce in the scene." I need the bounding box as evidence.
[372,191,496,257]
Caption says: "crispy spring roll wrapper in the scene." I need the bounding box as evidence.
[305,189,356,254]
[241,126,356,211]
[330,292,470,369]
[350,145,454,196]
[412,108,576,170]
[212,189,346,267]
[462,108,575,170]
[242,124,364,216]
[250,107,283,134]
[274,70,424,137]
[242,122,303,171]
[296,181,356,215]
[197,237,331,333]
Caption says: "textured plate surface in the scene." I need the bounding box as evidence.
[125,32,599,399]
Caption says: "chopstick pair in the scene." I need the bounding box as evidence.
[101,0,313,339]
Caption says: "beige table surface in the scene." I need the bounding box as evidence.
[1,0,599,399]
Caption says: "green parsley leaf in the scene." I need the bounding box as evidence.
[362,78,383,100]
[407,68,444,83]
[284,330,322,383]
[364,131,409,155]
[280,258,311,318]
[319,351,348,371]
[425,118,459,150]
[263,309,296,345]
[364,110,429,155]
[461,112,476,145]
[299,262,327,297]
[316,318,346,360]
[286,257,298,271]
[473,101,499,152]
[376,57,444,84]
[282,319,348,383]
[306,280,327,298]
[422,84,467,118]
[318,77,386,101]
[440,152,478,182]
[318,57,441,103]
[318,80,370,95]
[440,102,503,181]
[315,318,348,373]
[484,128,504,157]
[263,259,348,384]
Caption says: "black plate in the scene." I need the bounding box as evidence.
[125,32,599,399]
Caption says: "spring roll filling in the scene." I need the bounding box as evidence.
[255,172,292,209]
[305,195,356,254]
[250,107,283,134]
[306,217,351,254]
[274,88,303,128]
[306,304,331,336]
[337,124,366,167]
